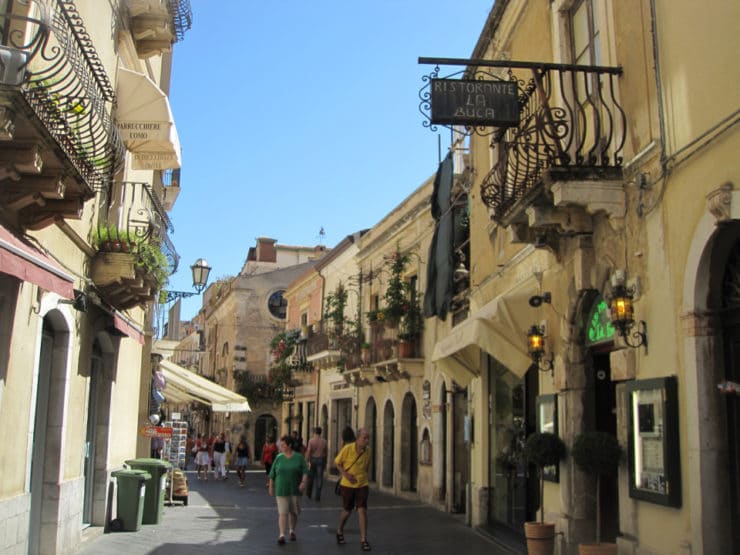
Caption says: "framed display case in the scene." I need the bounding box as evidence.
[536,394,559,482]
[626,376,681,507]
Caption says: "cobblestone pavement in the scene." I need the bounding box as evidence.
[75,468,516,555]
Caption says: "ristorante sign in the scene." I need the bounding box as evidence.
[430,78,519,127]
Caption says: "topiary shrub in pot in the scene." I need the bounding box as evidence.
[571,431,623,555]
[522,432,566,555]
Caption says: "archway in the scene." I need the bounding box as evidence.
[401,393,418,491]
[254,413,278,460]
[29,310,70,555]
[364,397,377,482]
[382,399,395,488]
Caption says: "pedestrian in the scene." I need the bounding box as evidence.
[291,430,306,454]
[235,435,251,487]
[185,433,195,468]
[224,432,233,479]
[304,426,328,501]
[268,435,309,545]
[194,433,211,481]
[261,436,278,486]
[212,432,229,480]
[335,428,372,551]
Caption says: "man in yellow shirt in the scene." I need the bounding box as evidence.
[334,428,372,551]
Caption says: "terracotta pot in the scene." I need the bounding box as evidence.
[578,543,617,555]
[523,522,555,555]
[398,339,415,358]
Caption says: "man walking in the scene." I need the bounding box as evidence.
[304,426,328,500]
[335,428,372,551]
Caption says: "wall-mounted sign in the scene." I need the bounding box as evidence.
[140,425,173,438]
[430,78,519,127]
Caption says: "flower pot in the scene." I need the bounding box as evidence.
[578,543,617,555]
[398,339,415,358]
[523,522,556,555]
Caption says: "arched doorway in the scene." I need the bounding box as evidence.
[401,393,418,491]
[433,381,448,501]
[364,397,377,482]
[254,413,278,460]
[720,237,740,551]
[29,312,70,555]
[583,292,619,542]
[382,400,395,487]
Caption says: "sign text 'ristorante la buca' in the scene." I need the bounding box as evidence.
[430,78,519,127]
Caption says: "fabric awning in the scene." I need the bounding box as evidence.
[158,359,251,412]
[0,223,74,299]
[113,313,145,344]
[115,67,182,170]
[431,278,539,385]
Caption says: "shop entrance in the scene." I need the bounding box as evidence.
[488,356,538,534]
[254,414,278,460]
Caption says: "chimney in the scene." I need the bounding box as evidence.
[256,237,277,262]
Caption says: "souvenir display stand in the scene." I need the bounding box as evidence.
[162,420,189,505]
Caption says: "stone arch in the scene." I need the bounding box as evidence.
[364,397,377,482]
[681,194,740,554]
[400,392,418,491]
[382,398,395,488]
[29,305,72,555]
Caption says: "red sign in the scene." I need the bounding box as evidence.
[140,425,173,438]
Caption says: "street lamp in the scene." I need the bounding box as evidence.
[162,258,212,302]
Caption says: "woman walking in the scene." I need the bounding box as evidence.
[261,436,278,486]
[268,435,309,545]
[193,433,211,481]
[235,435,251,487]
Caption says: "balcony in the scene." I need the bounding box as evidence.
[305,321,342,370]
[127,0,192,58]
[478,63,626,244]
[0,1,124,229]
[90,181,177,310]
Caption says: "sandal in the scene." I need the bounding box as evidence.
[277,536,286,545]
[361,541,371,551]
[336,531,346,545]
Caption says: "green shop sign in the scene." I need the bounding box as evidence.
[586,298,615,346]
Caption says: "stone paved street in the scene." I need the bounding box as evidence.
[75,469,515,555]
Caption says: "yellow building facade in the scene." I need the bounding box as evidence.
[0,1,191,552]
[422,0,739,553]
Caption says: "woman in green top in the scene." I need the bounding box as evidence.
[268,434,309,545]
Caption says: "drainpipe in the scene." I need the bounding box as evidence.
[649,0,668,173]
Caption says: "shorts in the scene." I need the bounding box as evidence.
[236,457,249,467]
[340,485,369,512]
[276,495,301,516]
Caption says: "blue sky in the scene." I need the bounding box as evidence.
[166,1,492,319]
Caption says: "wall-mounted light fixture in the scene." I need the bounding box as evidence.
[162,258,212,303]
[58,289,88,312]
[527,324,554,376]
[608,283,648,351]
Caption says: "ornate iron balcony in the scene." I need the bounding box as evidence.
[420,60,626,226]
[0,0,124,190]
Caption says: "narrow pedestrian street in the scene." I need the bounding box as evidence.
[75,469,513,555]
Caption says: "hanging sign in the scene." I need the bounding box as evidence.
[430,78,519,127]
[140,425,173,438]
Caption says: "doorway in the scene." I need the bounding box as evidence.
[364,397,377,482]
[254,414,278,460]
[382,400,395,487]
[401,393,418,491]
[82,343,102,525]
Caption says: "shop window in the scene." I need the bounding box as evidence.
[627,376,681,507]
[536,394,559,482]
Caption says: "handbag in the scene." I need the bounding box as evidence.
[334,449,364,496]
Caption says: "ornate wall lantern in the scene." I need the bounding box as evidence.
[527,324,553,376]
[608,284,647,350]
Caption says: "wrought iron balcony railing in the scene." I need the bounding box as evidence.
[0,0,124,190]
[420,60,626,226]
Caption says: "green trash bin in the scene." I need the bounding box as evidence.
[125,458,172,524]
[111,469,150,532]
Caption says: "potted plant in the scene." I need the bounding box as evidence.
[324,283,348,335]
[382,247,410,328]
[360,341,371,365]
[522,432,566,555]
[571,431,622,555]
[398,286,423,358]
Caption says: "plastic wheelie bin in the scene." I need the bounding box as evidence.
[124,458,172,524]
[111,469,150,532]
